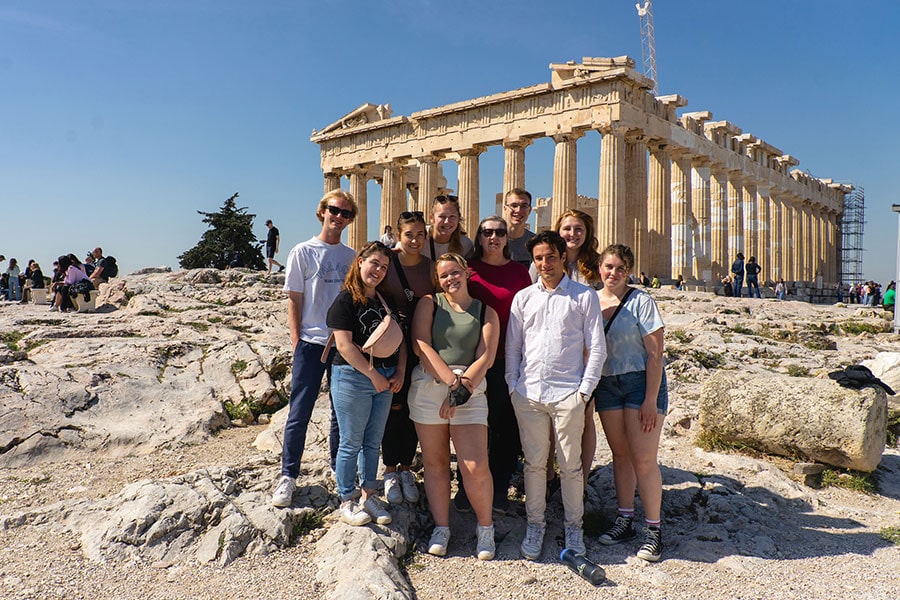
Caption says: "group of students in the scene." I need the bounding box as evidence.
[1,256,45,302]
[271,188,668,565]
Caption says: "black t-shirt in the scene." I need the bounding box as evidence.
[326,290,400,369]
[745,262,761,278]
[30,269,45,288]
[95,257,110,281]
[267,226,279,248]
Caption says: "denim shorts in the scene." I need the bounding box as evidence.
[593,370,668,414]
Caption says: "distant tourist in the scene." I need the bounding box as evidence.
[503,188,535,267]
[775,278,786,301]
[422,195,474,260]
[675,274,685,291]
[640,272,651,287]
[721,274,734,297]
[89,247,118,284]
[745,256,762,298]
[651,275,661,289]
[379,225,396,247]
[730,253,745,298]
[264,219,285,275]
[271,189,358,509]
[5,258,21,302]
[884,282,895,313]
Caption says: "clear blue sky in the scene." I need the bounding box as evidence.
[2,1,897,284]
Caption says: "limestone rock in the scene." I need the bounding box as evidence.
[862,352,900,419]
[699,370,886,471]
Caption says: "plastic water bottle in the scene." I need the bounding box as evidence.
[560,548,606,586]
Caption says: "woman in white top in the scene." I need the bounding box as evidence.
[422,195,474,260]
[593,243,667,563]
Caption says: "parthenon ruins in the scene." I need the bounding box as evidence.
[310,56,851,286]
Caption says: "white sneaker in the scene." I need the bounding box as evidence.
[428,526,451,556]
[363,496,392,524]
[564,525,586,556]
[520,522,545,560]
[271,476,296,508]
[399,470,419,503]
[384,472,403,505]
[48,305,59,312]
[476,524,495,561]
[340,500,372,526]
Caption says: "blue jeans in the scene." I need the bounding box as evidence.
[9,277,21,302]
[281,340,336,479]
[732,275,744,298]
[746,276,761,298]
[332,364,394,500]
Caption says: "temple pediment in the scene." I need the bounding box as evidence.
[313,103,393,136]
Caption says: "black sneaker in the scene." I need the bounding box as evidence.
[599,515,636,545]
[636,526,662,562]
[453,488,472,513]
[278,265,285,273]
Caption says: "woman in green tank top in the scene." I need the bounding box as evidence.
[408,253,500,561]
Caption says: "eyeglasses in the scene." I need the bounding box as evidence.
[399,211,424,220]
[480,228,507,238]
[434,195,459,204]
[505,202,531,211]
[325,205,354,219]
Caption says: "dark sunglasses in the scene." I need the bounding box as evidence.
[325,204,354,219]
[480,227,507,237]
[399,211,425,220]
[434,195,459,204]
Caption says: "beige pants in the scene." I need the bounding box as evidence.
[511,390,585,528]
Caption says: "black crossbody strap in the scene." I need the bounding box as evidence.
[604,286,636,334]
[391,253,414,303]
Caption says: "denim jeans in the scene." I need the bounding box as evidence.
[332,363,394,500]
[746,276,761,298]
[281,340,334,479]
[732,275,744,298]
[9,277,21,302]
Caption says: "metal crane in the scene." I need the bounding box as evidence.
[636,1,658,94]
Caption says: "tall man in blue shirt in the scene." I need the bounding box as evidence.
[506,230,607,559]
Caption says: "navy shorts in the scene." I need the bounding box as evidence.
[593,370,668,414]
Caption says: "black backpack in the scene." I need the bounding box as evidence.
[104,256,119,278]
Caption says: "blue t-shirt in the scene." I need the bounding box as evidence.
[601,288,665,376]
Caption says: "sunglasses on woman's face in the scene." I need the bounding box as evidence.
[325,204,354,219]
[480,228,507,238]
[434,195,459,204]
[399,211,424,219]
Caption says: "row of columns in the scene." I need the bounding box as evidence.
[327,129,842,285]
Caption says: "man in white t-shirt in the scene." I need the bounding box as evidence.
[272,189,358,508]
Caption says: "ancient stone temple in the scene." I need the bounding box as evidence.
[310,56,849,285]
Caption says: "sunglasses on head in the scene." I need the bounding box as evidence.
[399,211,425,220]
[325,204,354,219]
[480,227,507,237]
[434,195,459,204]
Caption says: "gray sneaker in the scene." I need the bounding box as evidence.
[384,472,403,505]
[476,524,496,560]
[564,525,586,556]
[340,500,372,527]
[520,522,545,560]
[399,470,420,503]
[363,496,392,525]
[271,476,296,508]
[428,526,451,556]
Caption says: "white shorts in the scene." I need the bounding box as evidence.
[407,364,488,426]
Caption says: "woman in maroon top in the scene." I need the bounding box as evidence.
[465,216,532,513]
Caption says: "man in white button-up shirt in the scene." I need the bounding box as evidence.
[506,230,607,560]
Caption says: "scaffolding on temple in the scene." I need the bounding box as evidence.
[840,185,865,285]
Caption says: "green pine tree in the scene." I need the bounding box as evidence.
[178,193,266,270]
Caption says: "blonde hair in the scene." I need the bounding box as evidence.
[316,189,358,223]
[432,252,469,292]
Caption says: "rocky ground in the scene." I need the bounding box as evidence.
[1,269,898,600]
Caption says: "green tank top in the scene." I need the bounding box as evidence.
[432,293,483,366]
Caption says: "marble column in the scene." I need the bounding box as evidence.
[380,162,405,235]
[769,193,783,282]
[790,199,801,281]
[552,132,583,229]
[597,126,625,247]
[417,156,440,214]
[348,168,368,251]
[625,133,648,272]
[727,171,744,265]
[670,149,693,280]
[710,168,728,279]
[742,179,758,265]
[646,141,672,279]
[756,185,770,282]
[324,172,341,194]
[781,195,793,281]
[503,139,531,194]
[691,158,712,282]
[457,147,484,234]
